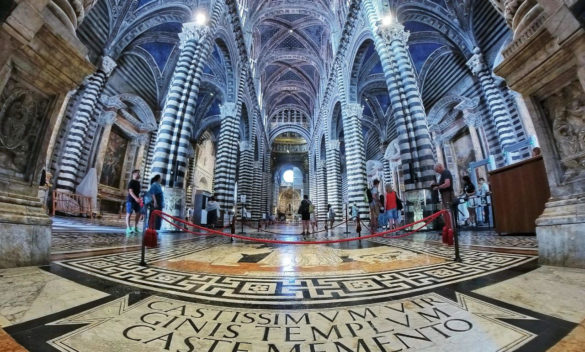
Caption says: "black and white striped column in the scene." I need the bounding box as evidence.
[316,160,328,221]
[467,48,517,154]
[341,103,369,217]
[251,160,262,219]
[56,56,116,191]
[326,140,343,220]
[237,141,254,218]
[151,23,211,189]
[213,103,239,213]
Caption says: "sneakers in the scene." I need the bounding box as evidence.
[126,227,139,235]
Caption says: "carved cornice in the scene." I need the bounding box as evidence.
[98,111,117,126]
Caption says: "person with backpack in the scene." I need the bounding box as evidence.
[309,202,317,233]
[297,195,312,238]
[368,179,381,233]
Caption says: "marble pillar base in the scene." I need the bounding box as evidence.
[161,188,186,231]
[0,192,51,268]
[536,197,585,268]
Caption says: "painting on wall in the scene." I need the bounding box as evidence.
[100,127,128,188]
[451,129,476,186]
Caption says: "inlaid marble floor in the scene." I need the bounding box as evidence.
[2,220,584,351]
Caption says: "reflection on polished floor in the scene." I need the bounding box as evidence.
[1,218,585,351]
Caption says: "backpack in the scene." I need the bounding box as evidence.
[396,197,403,210]
[309,204,314,213]
[298,200,309,214]
[366,188,373,203]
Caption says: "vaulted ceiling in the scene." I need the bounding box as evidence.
[246,0,335,128]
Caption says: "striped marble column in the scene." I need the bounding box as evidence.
[213,102,239,213]
[362,1,435,190]
[342,103,369,217]
[326,140,343,220]
[316,160,328,221]
[378,23,436,189]
[56,56,116,191]
[237,141,254,218]
[251,160,262,219]
[151,22,210,189]
[467,48,517,153]
[150,22,212,224]
[309,157,317,209]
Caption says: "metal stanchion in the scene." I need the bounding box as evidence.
[344,203,350,235]
[139,205,149,266]
[449,205,462,263]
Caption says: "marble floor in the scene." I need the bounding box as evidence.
[1,218,584,351]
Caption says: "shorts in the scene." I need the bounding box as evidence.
[369,202,380,216]
[126,201,141,214]
[301,213,310,221]
[385,208,398,220]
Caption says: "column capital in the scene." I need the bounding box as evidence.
[220,102,237,118]
[179,22,210,45]
[318,160,327,168]
[135,134,150,146]
[100,56,117,76]
[328,139,340,151]
[345,103,363,119]
[466,47,487,76]
[98,111,117,126]
[240,140,251,152]
[376,22,409,45]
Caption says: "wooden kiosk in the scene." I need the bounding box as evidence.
[488,156,550,234]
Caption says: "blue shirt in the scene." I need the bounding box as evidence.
[148,182,164,208]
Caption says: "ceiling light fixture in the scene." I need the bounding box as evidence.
[289,29,293,33]
[381,13,394,27]
[194,12,208,26]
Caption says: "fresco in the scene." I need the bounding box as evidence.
[451,129,475,185]
[100,128,128,188]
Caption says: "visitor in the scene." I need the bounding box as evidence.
[351,203,358,223]
[327,203,335,230]
[146,174,164,230]
[206,196,219,229]
[477,177,490,224]
[298,195,312,238]
[462,175,477,227]
[433,164,456,228]
[309,202,317,233]
[369,179,381,233]
[384,183,398,230]
[125,169,142,235]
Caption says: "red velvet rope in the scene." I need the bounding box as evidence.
[148,209,448,245]
[241,218,348,234]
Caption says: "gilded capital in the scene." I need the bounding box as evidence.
[377,23,409,45]
[100,56,117,76]
[466,48,487,76]
[345,103,363,119]
[179,22,210,46]
[220,102,238,118]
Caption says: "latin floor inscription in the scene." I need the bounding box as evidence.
[48,293,536,352]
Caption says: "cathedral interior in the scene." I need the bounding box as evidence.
[1,0,585,351]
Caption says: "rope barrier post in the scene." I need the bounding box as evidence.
[356,212,361,238]
[230,213,235,242]
[139,205,149,267]
[344,203,350,235]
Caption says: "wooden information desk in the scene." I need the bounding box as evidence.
[488,156,550,234]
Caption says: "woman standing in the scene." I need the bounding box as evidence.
[147,175,164,230]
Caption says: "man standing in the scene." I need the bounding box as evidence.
[433,164,455,227]
[126,169,142,234]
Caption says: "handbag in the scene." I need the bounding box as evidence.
[396,197,403,210]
